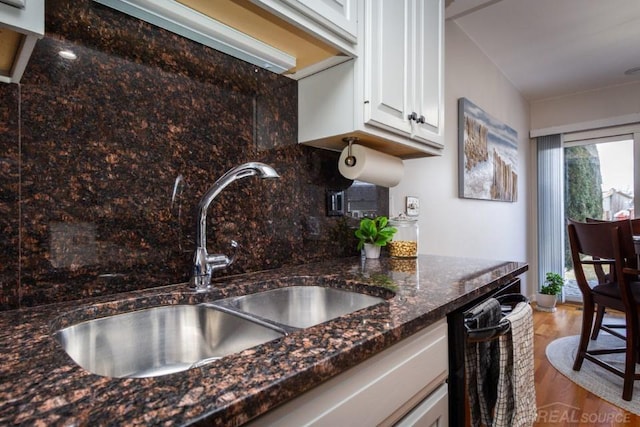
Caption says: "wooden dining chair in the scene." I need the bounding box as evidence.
[585,217,624,340]
[612,220,640,400]
[567,218,640,401]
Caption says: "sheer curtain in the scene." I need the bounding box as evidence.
[536,134,564,298]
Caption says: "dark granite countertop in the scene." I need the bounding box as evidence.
[0,255,527,426]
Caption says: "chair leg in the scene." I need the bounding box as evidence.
[591,305,605,340]
[574,301,595,371]
[622,316,638,401]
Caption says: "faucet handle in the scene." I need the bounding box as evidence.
[192,240,240,291]
[205,240,239,269]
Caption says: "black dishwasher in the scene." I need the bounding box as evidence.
[446,278,522,427]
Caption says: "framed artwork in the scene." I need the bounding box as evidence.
[458,98,518,202]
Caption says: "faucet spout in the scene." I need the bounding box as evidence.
[190,162,279,291]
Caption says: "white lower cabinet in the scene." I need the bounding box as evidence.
[394,383,448,427]
[248,319,448,426]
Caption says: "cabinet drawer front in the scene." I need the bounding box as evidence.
[249,319,448,426]
[395,383,449,427]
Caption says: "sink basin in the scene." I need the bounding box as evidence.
[225,286,385,328]
[53,305,284,378]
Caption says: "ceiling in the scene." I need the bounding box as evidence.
[445,0,640,101]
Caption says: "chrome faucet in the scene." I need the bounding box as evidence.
[190,162,280,291]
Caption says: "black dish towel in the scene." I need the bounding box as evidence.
[465,297,502,427]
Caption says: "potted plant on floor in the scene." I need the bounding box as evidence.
[537,272,565,312]
[355,216,397,259]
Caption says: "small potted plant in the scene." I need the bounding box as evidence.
[537,272,564,312]
[355,216,397,259]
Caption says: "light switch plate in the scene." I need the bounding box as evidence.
[406,196,419,216]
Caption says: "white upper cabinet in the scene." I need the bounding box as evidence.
[252,0,357,48]
[96,0,357,79]
[365,0,412,136]
[365,0,444,148]
[295,0,357,40]
[248,0,358,78]
[298,0,444,158]
[0,0,44,83]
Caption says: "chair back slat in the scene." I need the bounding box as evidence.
[568,218,636,261]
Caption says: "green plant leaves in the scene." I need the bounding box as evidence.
[355,216,398,250]
[540,272,564,295]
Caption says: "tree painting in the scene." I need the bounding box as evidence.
[458,98,518,202]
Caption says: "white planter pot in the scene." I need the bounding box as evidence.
[363,243,381,259]
[536,293,558,312]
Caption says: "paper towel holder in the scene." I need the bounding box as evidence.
[342,137,358,167]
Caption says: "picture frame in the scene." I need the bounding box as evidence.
[458,97,518,202]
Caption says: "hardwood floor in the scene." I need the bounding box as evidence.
[533,303,638,426]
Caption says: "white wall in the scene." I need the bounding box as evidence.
[389,21,532,294]
[530,81,640,134]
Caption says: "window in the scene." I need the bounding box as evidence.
[563,135,638,301]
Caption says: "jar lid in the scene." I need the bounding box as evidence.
[389,213,418,224]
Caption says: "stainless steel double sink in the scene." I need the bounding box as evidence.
[53,286,386,378]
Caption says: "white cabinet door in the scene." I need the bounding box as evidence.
[365,0,412,136]
[365,0,443,146]
[411,0,444,146]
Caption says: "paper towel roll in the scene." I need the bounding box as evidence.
[338,144,404,187]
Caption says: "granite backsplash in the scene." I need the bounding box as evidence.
[0,0,388,310]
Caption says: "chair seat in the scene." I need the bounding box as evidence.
[593,281,640,303]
